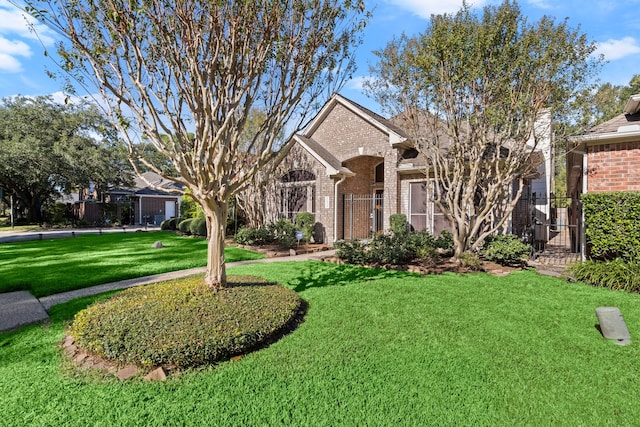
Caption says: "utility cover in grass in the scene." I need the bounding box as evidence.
[68,275,304,369]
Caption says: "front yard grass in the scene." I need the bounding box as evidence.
[0,231,264,297]
[1,261,640,425]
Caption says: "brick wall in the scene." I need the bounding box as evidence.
[587,141,640,192]
[310,103,390,161]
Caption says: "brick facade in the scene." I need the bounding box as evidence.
[278,94,448,244]
[587,141,640,192]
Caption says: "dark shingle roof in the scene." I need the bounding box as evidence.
[588,113,640,135]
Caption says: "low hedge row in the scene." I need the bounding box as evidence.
[69,275,303,369]
[161,216,207,237]
[583,192,640,261]
[235,219,301,249]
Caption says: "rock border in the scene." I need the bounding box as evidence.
[61,335,172,381]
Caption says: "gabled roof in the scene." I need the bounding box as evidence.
[293,135,354,177]
[303,93,408,146]
[575,94,640,143]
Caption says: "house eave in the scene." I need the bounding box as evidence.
[293,134,354,177]
[624,94,640,115]
[396,165,424,175]
[571,130,640,145]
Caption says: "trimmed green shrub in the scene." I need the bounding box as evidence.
[160,217,182,231]
[435,230,454,252]
[268,219,297,249]
[69,275,303,369]
[370,234,416,265]
[234,226,274,246]
[390,214,409,235]
[189,216,207,237]
[178,217,194,234]
[335,239,370,265]
[459,251,483,271]
[582,192,640,260]
[569,259,640,293]
[336,229,440,266]
[295,212,315,243]
[482,234,531,266]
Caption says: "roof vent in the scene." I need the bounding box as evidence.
[617,124,640,133]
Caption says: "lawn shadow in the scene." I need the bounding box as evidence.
[287,262,416,293]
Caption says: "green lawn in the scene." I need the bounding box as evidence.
[1,261,640,425]
[0,231,264,297]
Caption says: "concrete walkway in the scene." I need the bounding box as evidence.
[0,249,335,333]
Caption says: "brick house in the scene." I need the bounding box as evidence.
[276,94,551,244]
[74,171,182,225]
[567,93,640,254]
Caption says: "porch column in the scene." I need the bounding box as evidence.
[383,149,399,231]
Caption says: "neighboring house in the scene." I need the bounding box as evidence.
[73,171,182,225]
[274,94,552,245]
[567,93,640,255]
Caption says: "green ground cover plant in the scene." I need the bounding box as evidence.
[70,275,303,368]
[1,261,640,425]
[0,232,263,297]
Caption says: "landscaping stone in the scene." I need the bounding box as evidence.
[117,365,139,380]
[144,367,167,381]
[152,241,164,248]
[289,249,297,256]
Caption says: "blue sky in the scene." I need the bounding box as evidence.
[0,0,639,115]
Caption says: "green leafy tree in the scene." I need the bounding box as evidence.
[0,96,131,223]
[365,0,601,258]
[24,0,369,289]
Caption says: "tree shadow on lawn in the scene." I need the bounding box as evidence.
[287,262,417,293]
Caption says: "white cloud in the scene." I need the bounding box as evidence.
[596,37,640,61]
[0,36,31,57]
[526,0,553,9]
[383,0,488,18]
[0,0,55,74]
[347,75,372,91]
[0,52,22,72]
[0,0,55,45]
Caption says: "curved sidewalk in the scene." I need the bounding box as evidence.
[0,249,335,333]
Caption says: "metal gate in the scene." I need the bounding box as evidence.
[512,194,582,265]
[342,193,383,240]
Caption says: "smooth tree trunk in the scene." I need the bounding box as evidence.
[203,198,229,291]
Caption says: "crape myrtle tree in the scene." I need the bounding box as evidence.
[0,96,131,223]
[24,0,369,289]
[365,0,601,258]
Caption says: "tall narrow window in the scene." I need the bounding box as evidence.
[409,181,428,232]
[280,170,316,220]
[374,162,384,183]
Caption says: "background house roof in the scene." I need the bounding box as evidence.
[110,171,183,196]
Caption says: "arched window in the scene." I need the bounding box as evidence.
[281,170,315,183]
